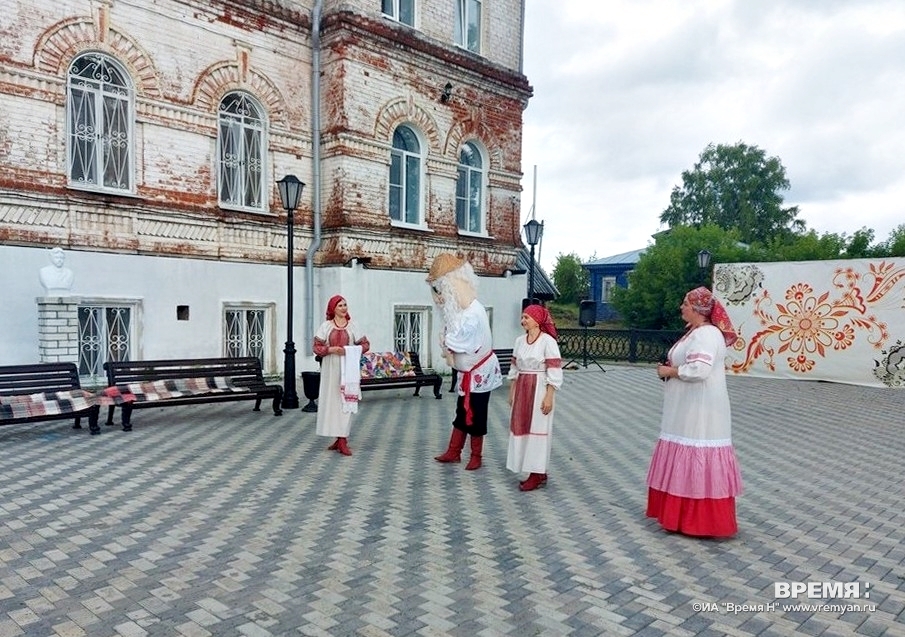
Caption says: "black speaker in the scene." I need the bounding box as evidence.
[522,297,541,310]
[578,300,597,327]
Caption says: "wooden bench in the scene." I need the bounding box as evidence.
[0,363,101,435]
[101,357,283,431]
[359,351,442,399]
[447,348,513,392]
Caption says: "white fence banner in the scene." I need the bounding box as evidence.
[714,259,905,388]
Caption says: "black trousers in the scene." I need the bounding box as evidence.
[451,390,491,437]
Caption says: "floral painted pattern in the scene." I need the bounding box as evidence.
[728,261,902,375]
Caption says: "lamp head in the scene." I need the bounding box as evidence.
[697,249,712,270]
[523,218,543,246]
[277,174,305,211]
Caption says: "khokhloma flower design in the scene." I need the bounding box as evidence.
[729,261,901,375]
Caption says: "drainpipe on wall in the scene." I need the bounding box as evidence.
[305,0,323,358]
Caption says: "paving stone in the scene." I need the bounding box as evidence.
[0,368,903,635]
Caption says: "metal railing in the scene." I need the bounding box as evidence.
[557,328,685,364]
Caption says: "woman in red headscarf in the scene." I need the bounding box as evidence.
[313,295,370,456]
[506,304,563,491]
[647,286,742,537]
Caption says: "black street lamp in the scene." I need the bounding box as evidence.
[523,218,544,304]
[697,249,712,286]
[277,174,305,409]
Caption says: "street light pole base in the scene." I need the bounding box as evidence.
[282,341,300,409]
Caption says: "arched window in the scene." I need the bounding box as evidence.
[218,92,266,211]
[456,141,485,233]
[389,125,423,225]
[67,53,134,193]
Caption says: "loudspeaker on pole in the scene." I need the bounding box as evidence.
[578,300,597,328]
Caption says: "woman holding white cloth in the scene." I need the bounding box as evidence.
[313,295,370,456]
[506,304,563,491]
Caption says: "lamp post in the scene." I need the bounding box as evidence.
[277,174,305,409]
[524,218,543,304]
[697,249,712,286]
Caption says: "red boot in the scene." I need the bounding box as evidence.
[336,437,352,456]
[465,435,483,470]
[519,473,547,491]
[327,438,340,450]
[435,427,466,463]
[519,473,548,487]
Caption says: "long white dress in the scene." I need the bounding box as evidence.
[645,324,743,536]
[506,332,563,474]
[313,320,369,438]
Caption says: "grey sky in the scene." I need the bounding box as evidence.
[519,0,905,269]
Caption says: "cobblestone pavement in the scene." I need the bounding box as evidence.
[1,366,903,637]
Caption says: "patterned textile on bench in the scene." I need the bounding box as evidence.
[360,352,417,379]
[98,377,247,405]
[0,389,97,420]
[359,351,442,398]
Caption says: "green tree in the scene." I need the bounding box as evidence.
[551,252,589,305]
[660,142,804,244]
[610,225,749,329]
[876,224,905,257]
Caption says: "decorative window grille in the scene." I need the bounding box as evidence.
[224,305,271,368]
[454,0,482,53]
[67,53,134,193]
[382,0,415,25]
[394,307,429,361]
[456,141,485,233]
[218,92,266,211]
[78,305,133,381]
[389,125,423,225]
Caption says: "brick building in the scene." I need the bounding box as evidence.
[0,0,532,383]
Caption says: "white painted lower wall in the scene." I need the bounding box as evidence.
[1,245,527,378]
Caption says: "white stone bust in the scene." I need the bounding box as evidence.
[39,247,75,295]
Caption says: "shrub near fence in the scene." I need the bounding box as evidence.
[557,329,685,364]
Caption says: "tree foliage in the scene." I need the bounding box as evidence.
[610,225,749,330]
[551,252,589,305]
[660,142,804,244]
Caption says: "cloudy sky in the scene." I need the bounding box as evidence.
[519,0,905,270]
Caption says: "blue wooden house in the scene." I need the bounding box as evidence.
[584,248,646,322]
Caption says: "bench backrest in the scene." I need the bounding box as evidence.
[494,349,513,376]
[0,362,81,395]
[104,357,265,386]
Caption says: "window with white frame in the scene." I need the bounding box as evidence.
[218,92,266,211]
[389,125,423,225]
[456,141,485,233]
[394,307,429,362]
[67,53,134,193]
[78,304,135,381]
[454,0,482,53]
[224,304,272,369]
[601,276,618,302]
[382,0,415,25]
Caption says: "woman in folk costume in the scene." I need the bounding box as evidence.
[506,304,563,491]
[312,295,370,456]
[648,286,743,537]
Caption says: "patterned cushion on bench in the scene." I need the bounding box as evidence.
[98,377,246,405]
[0,390,96,420]
[360,352,417,380]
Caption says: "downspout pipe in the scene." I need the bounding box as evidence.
[305,0,323,359]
